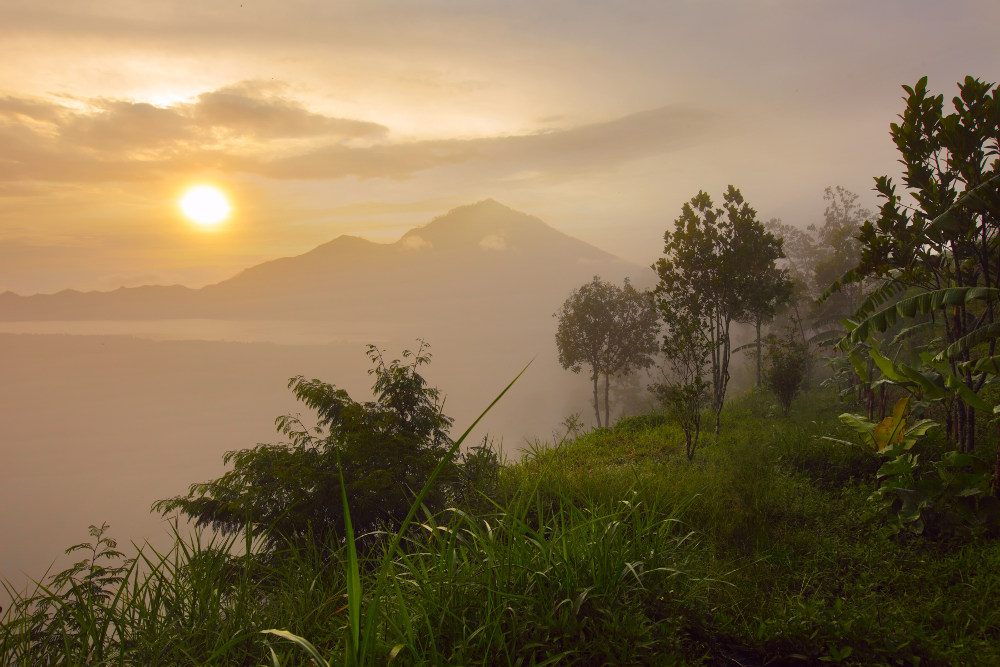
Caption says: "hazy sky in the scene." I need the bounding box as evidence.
[1,0,997,294]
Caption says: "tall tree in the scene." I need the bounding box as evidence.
[732,216,793,387]
[766,186,873,342]
[810,186,872,329]
[555,276,659,427]
[655,186,783,438]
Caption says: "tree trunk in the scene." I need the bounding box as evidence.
[755,316,762,388]
[792,299,807,345]
[993,422,1000,499]
[604,372,611,429]
[592,373,602,428]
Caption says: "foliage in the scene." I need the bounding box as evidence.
[2,523,135,664]
[733,221,794,388]
[555,275,659,428]
[451,437,504,513]
[652,378,709,461]
[651,298,711,460]
[654,185,788,439]
[613,412,668,434]
[7,390,1000,665]
[826,75,1000,455]
[767,186,874,343]
[154,341,459,550]
[762,330,812,415]
[828,397,1000,537]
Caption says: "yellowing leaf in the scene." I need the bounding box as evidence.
[873,398,910,452]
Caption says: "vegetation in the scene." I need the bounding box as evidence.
[654,186,790,440]
[768,186,874,341]
[826,76,999,454]
[3,75,1000,665]
[650,305,711,461]
[762,330,812,415]
[555,275,659,427]
[5,388,1000,665]
[153,342,463,550]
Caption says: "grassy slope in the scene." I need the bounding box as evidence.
[2,388,999,665]
[507,389,1000,665]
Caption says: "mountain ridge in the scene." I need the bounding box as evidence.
[0,199,638,324]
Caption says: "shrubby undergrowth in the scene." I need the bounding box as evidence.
[4,387,998,665]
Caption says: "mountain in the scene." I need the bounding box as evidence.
[0,200,640,331]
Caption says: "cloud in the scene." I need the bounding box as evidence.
[254,105,716,181]
[0,83,714,186]
[192,82,387,140]
[401,235,432,251]
[479,234,506,251]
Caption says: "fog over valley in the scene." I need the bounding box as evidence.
[0,200,650,594]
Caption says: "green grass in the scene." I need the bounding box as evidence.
[3,387,999,665]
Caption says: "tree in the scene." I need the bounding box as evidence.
[810,186,873,330]
[766,187,873,342]
[652,308,711,460]
[827,76,999,456]
[654,186,785,439]
[732,219,793,387]
[762,331,811,415]
[555,276,659,428]
[154,341,458,551]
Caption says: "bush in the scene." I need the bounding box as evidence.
[154,341,458,550]
[763,332,811,415]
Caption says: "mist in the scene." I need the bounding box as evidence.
[0,200,660,600]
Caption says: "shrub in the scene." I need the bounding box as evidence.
[154,341,458,550]
[763,332,811,415]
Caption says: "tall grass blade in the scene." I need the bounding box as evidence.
[261,629,330,667]
[338,452,362,665]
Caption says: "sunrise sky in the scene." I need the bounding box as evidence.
[1,0,997,294]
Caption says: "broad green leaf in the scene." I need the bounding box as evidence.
[848,351,870,383]
[877,454,918,479]
[934,322,1000,362]
[943,373,992,412]
[838,412,877,448]
[870,348,907,383]
[848,287,1000,345]
[896,364,947,399]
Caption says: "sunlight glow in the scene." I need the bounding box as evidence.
[180,186,231,227]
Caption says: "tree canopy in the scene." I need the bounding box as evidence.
[655,185,788,438]
[555,276,659,428]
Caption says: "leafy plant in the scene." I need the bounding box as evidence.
[262,362,529,666]
[825,76,1000,454]
[154,340,460,551]
[829,397,999,536]
[555,276,660,427]
[762,331,811,415]
[655,185,790,440]
[652,306,711,460]
[3,523,135,664]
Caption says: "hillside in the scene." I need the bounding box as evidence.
[5,389,998,664]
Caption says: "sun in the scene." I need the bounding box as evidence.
[179,185,231,227]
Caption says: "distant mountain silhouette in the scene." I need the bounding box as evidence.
[0,199,640,331]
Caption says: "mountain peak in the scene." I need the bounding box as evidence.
[397,199,573,254]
